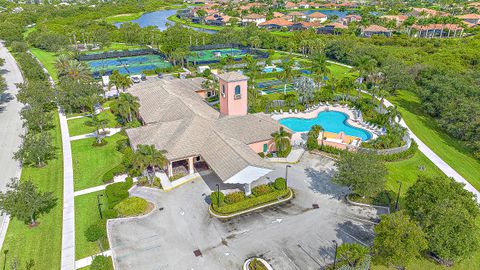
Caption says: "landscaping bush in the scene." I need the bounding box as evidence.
[104,208,118,219]
[128,168,142,177]
[258,152,265,158]
[224,191,246,204]
[115,138,130,152]
[102,163,127,183]
[273,177,287,190]
[153,177,161,188]
[90,255,109,270]
[252,184,273,197]
[105,181,132,208]
[137,176,148,186]
[114,196,148,217]
[92,140,108,147]
[379,141,418,162]
[210,191,225,207]
[248,258,268,270]
[169,173,185,181]
[319,144,344,155]
[213,188,291,215]
[84,223,104,242]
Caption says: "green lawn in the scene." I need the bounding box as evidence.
[104,12,144,23]
[71,133,126,191]
[68,110,120,137]
[389,90,480,191]
[75,191,109,260]
[1,114,63,270]
[167,15,224,31]
[29,48,58,82]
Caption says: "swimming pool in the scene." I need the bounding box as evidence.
[263,66,284,73]
[279,111,372,141]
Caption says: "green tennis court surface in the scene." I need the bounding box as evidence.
[187,48,249,62]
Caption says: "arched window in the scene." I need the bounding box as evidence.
[222,85,225,96]
[235,85,241,95]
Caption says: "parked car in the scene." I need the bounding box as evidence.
[141,73,146,81]
[157,73,163,79]
[131,75,141,83]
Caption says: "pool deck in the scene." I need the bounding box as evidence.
[270,104,379,141]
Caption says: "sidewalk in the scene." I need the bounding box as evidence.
[70,128,122,141]
[59,111,76,270]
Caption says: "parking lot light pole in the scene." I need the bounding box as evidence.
[395,181,402,211]
[97,194,104,219]
[332,240,338,270]
[285,165,292,187]
[216,184,220,207]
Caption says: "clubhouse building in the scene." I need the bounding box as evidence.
[125,72,282,189]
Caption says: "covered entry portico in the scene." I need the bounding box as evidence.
[167,156,209,178]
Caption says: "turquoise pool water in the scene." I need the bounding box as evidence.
[263,67,284,73]
[279,111,372,141]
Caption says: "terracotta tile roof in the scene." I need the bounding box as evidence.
[308,12,327,18]
[292,21,322,28]
[381,15,408,21]
[243,13,266,19]
[323,22,348,29]
[287,11,306,16]
[285,1,297,8]
[412,24,463,31]
[364,25,391,32]
[273,12,285,18]
[457,14,480,19]
[259,18,294,27]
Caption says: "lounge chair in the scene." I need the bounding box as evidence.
[289,109,293,114]
[294,109,298,114]
[280,109,284,114]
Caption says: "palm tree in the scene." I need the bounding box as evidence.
[278,57,295,95]
[307,124,324,150]
[108,70,122,96]
[56,57,91,82]
[118,74,133,92]
[271,127,292,158]
[133,144,168,187]
[111,93,140,123]
[386,105,402,124]
[339,76,355,101]
[310,52,330,92]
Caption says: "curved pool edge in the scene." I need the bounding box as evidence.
[273,107,374,141]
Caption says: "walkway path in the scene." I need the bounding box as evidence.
[59,111,76,270]
[70,127,122,141]
[75,250,112,269]
[0,41,24,250]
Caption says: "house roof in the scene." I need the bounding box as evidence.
[285,2,297,8]
[322,22,348,29]
[125,74,279,183]
[457,14,480,19]
[381,15,408,21]
[412,24,463,31]
[259,18,294,27]
[308,12,327,18]
[273,12,285,18]
[363,25,391,32]
[243,13,266,20]
[287,11,306,16]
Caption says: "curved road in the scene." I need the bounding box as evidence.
[0,42,24,246]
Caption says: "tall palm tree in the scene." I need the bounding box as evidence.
[310,52,330,92]
[133,144,168,187]
[118,74,133,92]
[56,58,91,82]
[271,127,292,158]
[278,57,295,95]
[111,93,139,123]
[108,70,122,96]
[339,76,355,101]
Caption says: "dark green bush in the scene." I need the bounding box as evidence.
[84,223,104,242]
[319,144,344,155]
[379,141,418,162]
[128,168,142,177]
[224,191,246,204]
[210,191,225,206]
[90,255,109,270]
[273,177,287,190]
[116,138,130,152]
[258,152,265,158]
[104,208,118,219]
[105,181,131,208]
[92,140,108,147]
[102,163,127,183]
[252,184,273,196]
[114,196,148,217]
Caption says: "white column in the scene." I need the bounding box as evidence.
[168,162,173,177]
[188,157,194,175]
[245,183,252,196]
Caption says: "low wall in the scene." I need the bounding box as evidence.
[358,134,411,155]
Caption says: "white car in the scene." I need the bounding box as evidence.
[131,75,141,83]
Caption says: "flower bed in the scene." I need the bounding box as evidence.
[211,187,291,215]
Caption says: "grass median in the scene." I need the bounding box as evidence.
[1,113,63,270]
[67,110,120,137]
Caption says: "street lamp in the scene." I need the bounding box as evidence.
[332,240,338,270]
[215,184,220,207]
[3,249,8,270]
[395,181,402,211]
[285,165,292,187]
[97,194,104,219]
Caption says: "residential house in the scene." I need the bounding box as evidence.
[242,13,266,25]
[410,8,448,18]
[361,25,392,37]
[380,15,408,27]
[285,1,298,10]
[273,12,285,18]
[410,24,464,38]
[289,21,321,31]
[126,73,283,192]
[341,14,362,25]
[204,14,233,26]
[298,1,309,8]
[258,18,294,29]
[308,12,328,23]
[457,14,480,26]
[286,11,307,21]
[316,22,348,34]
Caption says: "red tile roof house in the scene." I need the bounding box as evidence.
[273,11,285,18]
[410,7,448,18]
[457,14,480,26]
[298,1,310,8]
[341,14,362,25]
[316,22,348,35]
[241,13,266,25]
[204,14,233,26]
[286,11,307,21]
[380,15,409,27]
[308,12,328,23]
[361,25,392,37]
[288,21,322,31]
[410,24,464,38]
[284,1,298,10]
[308,2,321,8]
[258,18,294,30]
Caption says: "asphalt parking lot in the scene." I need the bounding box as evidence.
[108,153,379,270]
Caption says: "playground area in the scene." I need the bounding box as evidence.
[85,54,172,77]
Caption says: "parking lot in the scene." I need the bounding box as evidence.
[108,153,380,270]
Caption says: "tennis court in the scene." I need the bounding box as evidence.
[187,48,249,63]
[257,79,294,94]
[86,55,171,75]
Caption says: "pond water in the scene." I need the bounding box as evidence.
[279,111,372,141]
[302,9,352,18]
[115,9,217,33]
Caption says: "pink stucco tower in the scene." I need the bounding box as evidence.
[218,71,249,116]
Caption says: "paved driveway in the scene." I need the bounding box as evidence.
[0,42,24,235]
[108,153,379,270]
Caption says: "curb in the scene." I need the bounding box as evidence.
[209,189,294,219]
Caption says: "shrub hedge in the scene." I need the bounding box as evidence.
[379,141,418,162]
[102,163,127,183]
[224,191,246,204]
[273,177,287,190]
[252,184,273,196]
[105,177,133,208]
[210,191,225,207]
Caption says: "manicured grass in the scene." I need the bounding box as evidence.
[71,133,126,191]
[29,48,58,81]
[78,256,114,270]
[67,110,120,137]
[75,191,109,260]
[86,43,147,53]
[167,15,224,31]
[389,90,480,190]
[104,12,144,23]
[1,113,63,270]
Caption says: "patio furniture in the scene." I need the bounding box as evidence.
[289,109,293,114]
[280,109,284,114]
[294,109,298,113]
